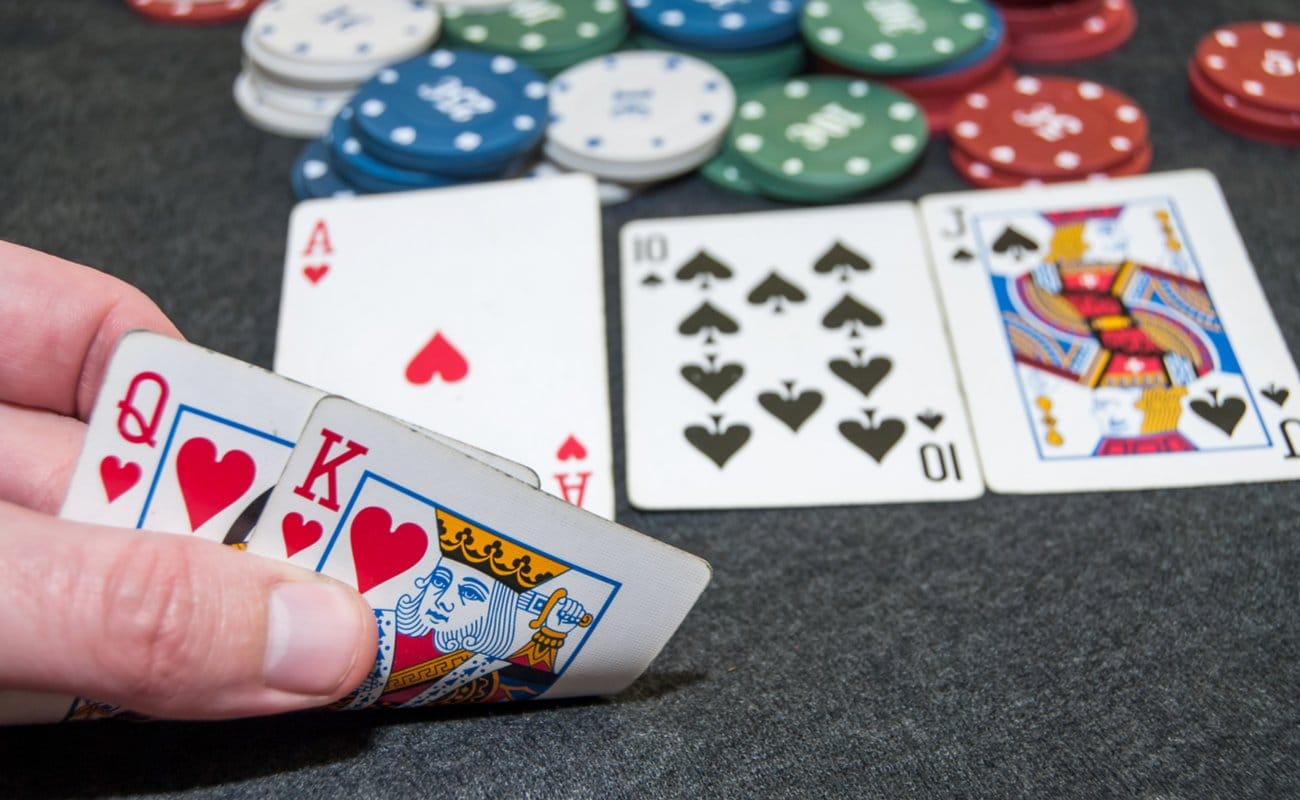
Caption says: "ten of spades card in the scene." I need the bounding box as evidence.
[244,397,711,707]
[919,169,1300,493]
[620,203,984,510]
[273,174,615,520]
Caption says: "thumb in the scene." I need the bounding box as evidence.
[0,501,377,720]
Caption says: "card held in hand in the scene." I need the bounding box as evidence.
[920,169,1300,493]
[244,397,710,707]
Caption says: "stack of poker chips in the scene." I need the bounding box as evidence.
[799,0,1014,133]
[125,0,263,25]
[234,0,442,138]
[1188,21,1300,148]
[702,76,929,202]
[292,49,550,198]
[438,0,630,77]
[625,0,807,87]
[992,0,1136,63]
[946,75,1151,187]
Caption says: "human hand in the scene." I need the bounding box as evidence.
[0,241,377,720]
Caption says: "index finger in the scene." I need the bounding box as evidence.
[0,240,182,420]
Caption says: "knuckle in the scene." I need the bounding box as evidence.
[89,540,214,701]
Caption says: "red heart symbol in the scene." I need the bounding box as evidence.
[405,332,468,385]
[99,456,141,502]
[556,435,587,461]
[350,506,428,594]
[281,512,323,558]
[303,265,329,285]
[175,437,256,532]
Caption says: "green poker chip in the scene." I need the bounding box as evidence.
[629,31,805,87]
[443,0,627,62]
[800,0,993,75]
[700,143,764,197]
[727,77,929,202]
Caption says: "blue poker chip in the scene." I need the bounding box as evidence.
[350,49,549,177]
[625,0,805,51]
[911,4,1004,77]
[291,139,359,201]
[328,106,462,190]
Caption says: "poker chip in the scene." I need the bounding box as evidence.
[949,136,1150,187]
[726,77,928,202]
[1005,0,1134,63]
[913,65,1017,133]
[546,52,736,182]
[699,144,763,196]
[949,75,1148,178]
[1187,54,1300,147]
[801,0,996,76]
[995,0,1102,36]
[350,50,550,176]
[291,139,359,200]
[243,0,442,86]
[126,0,263,25]
[630,31,805,86]
[245,61,353,119]
[627,0,805,51]
[328,106,465,191]
[1195,21,1300,115]
[233,70,333,137]
[441,0,628,75]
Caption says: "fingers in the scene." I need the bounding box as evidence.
[0,403,86,515]
[0,501,378,720]
[0,240,181,420]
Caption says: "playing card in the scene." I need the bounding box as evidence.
[620,203,984,509]
[61,331,539,544]
[244,397,710,707]
[273,174,615,519]
[919,169,1300,493]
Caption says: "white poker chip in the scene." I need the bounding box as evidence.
[243,0,441,86]
[245,61,354,118]
[232,71,333,138]
[546,51,735,183]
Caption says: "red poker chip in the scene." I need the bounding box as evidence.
[1195,21,1300,114]
[125,0,262,25]
[949,139,1151,188]
[998,0,1104,36]
[1187,59,1300,134]
[949,75,1149,178]
[1008,0,1136,64]
[1188,78,1300,147]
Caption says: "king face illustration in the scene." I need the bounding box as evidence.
[350,507,594,708]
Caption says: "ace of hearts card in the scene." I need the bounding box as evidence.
[274,174,615,519]
[920,169,1300,493]
[620,203,983,509]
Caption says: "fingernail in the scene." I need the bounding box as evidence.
[263,582,364,696]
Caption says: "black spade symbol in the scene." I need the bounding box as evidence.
[1190,389,1247,437]
[991,226,1039,257]
[839,409,906,463]
[1263,384,1290,407]
[747,271,807,313]
[684,414,751,468]
[222,487,272,547]
[917,410,944,431]
[641,273,664,286]
[813,241,871,282]
[829,349,892,398]
[757,380,823,432]
[680,355,744,402]
[821,294,884,337]
[678,301,739,344]
[952,247,974,262]
[675,250,733,289]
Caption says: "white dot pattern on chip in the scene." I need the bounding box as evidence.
[522,33,545,50]
[740,101,766,120]
[991,145,1015,163]
[970,162,992,179]
[961,12,985,30]
[870,42,897,60]
[1116,104,1140,123]
[465,25,487,42]
[849,81,869,97]
[1111,136,1132,151]
[455,131,482,151]
[343,138,361,155]
[1055,151,1081,169]
[1015,76,1041,94]
[1214,30,1238,48]
[379,69,398,84]
[892,134,917,153]
[1243,80,1264,96]
[736,133,763,152]
[722,13,744,30]
[432,50,456,68]
[492,56,517,73]
[819,28,843,45]
[934,37,954,54]
[392,126,417,145]
[1078,82,1103,100]
[954,120,980,138]
[889,102,916,121]
[514,115,536,131]
[578,22,598,37]
[361,98,385,116]
[1263,21,1284,38]
[786,81,809,99]
[304,159,327,179]
[846,157,869,175]
[782,158,803,175]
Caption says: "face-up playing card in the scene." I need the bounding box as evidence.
[273,174,615,519]
[919,169,1300,493]
[61,331,539,544]
[620,203,983,509]
[244,397,709,707]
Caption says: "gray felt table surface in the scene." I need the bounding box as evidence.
[2,0,1299,797]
